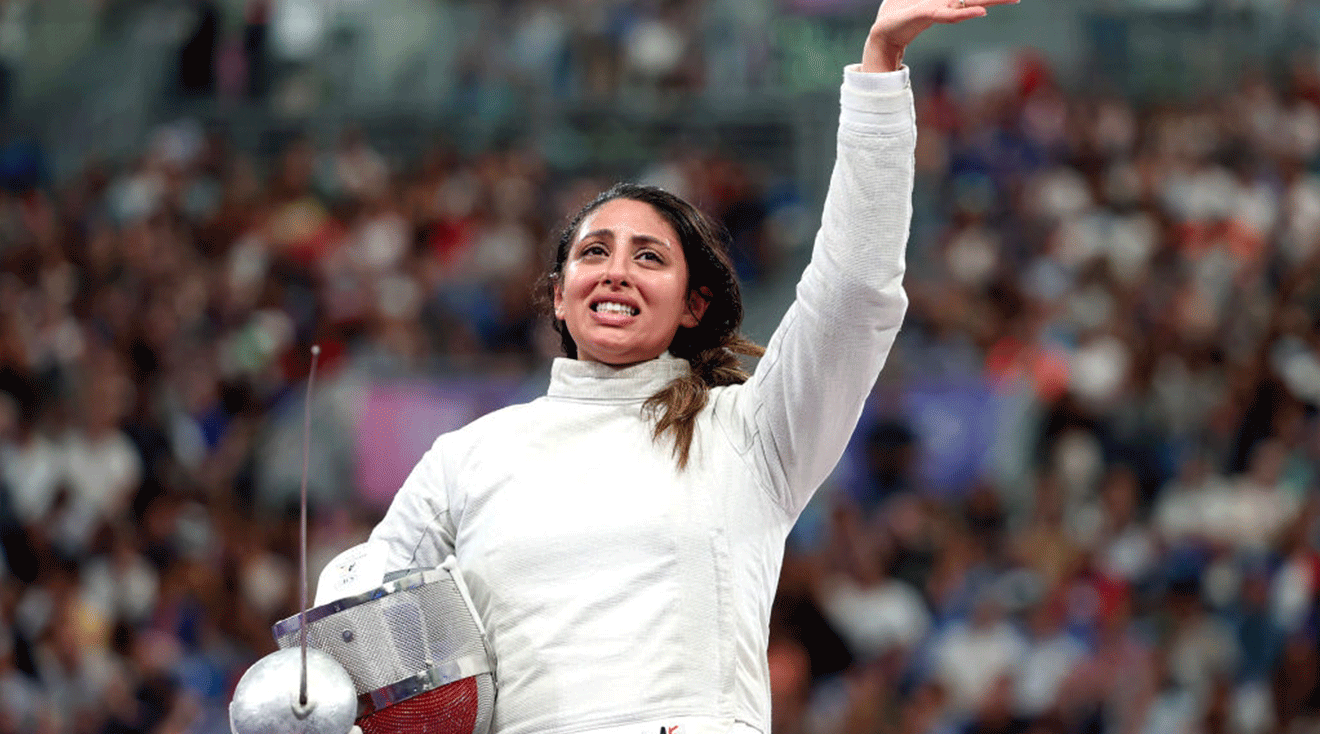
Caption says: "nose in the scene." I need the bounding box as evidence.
[602,249,631,286]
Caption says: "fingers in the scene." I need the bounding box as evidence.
[942,0,1020,12]
[935,0,1019,24]
[934,6,988,24]
[940,7,987,19]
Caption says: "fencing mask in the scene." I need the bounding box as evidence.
[272,545,496,734]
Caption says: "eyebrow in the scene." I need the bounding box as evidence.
[577,229,673,249]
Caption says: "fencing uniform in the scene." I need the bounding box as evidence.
[369,64,916,734]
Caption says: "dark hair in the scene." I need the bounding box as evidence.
[544,183,765,468]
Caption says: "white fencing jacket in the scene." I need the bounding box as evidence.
[369,64,915,734]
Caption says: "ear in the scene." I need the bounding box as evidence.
[681,286,711,328]
[552,281,565,320]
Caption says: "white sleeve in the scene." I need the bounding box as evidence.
[734,65,915,517]
[367,436,457,572]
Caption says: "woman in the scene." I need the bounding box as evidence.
[369,2,1018,733]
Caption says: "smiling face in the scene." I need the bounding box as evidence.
[553,198,708,366]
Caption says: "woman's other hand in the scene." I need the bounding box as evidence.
[862,0,1022,73]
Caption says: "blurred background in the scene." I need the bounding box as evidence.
[0,0,1319,732]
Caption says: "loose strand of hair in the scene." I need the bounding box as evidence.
[644,334,765,469]
[644,376,705,470]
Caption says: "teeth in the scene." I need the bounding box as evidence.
[594,302,638,316]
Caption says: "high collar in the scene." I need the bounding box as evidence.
[546,353,691,402]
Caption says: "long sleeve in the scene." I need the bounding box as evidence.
[369,437,457,571]
[729,65,915,517]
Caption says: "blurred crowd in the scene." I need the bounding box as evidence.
[0,15,1318,734]
[770,54,1320,734]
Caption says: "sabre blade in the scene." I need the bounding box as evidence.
[300,344,322,708]
[230,342,358,734]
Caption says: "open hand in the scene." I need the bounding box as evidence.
[862,0,1022,73]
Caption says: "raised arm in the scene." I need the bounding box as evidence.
[731,0,1020,516]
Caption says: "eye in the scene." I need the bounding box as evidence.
[636,249,664,264]
[578,243,607,258]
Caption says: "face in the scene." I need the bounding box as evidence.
[554,198,707,366]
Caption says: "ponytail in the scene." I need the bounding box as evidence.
[643,336,765,469]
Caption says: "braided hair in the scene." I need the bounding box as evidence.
[544,183,765,469]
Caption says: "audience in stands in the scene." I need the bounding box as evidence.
[0,29,1318,734]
